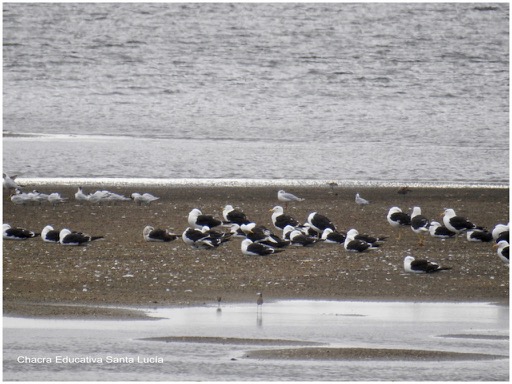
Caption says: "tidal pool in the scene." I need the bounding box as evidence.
[3,300,509,381]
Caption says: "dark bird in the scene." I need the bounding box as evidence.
[222,204,251,225]
[41,225,61,243]
[241,239,285,256]
[59,228,103,245]
[410,206,430,246]
[466,228,493,243]
[344,229,377,252]
[494,240,509,264]
[492,223,509,243]
[353,231,388,246]
[321,228,347,244]
[257,292,263,310]
[3,224,40,240]
[270,206,300,231]
[387,206,411,240]
[429,221,456,238]
[397,186,412,195]
[143,226,179,242]
[182,226,231,249]
[188,208,225,229]
[403,255,451,274]
[288,228,316,247]
[306,212,336,235]
[442,208,476,235]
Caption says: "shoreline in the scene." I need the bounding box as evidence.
[3,184,509,319]
[11,177,510,189]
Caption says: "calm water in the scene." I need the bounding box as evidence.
[3,3,509,183]
[3,301,509,381]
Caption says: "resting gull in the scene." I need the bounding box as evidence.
[59,228,103,245]
[494,240,509,264]
[403,255,451,274]
[143,226,179,242]
[41,225,61,243]
[3,224,40,240]
[131,193,160,206]
[241,238,284,256]
[223,205,251,225]
[428,221,456,239]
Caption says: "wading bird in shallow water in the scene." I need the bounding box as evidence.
[257,293,263,311]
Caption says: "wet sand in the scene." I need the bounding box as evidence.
[3,184,509,319]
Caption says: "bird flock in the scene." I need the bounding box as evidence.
[3,182,509,273]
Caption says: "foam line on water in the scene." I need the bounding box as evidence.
[14,177,509,189]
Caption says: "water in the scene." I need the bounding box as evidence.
[2,3,509,183]
[3,301,509,381]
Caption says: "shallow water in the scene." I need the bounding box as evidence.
[2,3,509,183]
[3,300,509,381]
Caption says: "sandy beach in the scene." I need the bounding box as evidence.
[3,184,509,319]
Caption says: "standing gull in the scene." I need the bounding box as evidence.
[270,206,300,231]
[277,190,304,208]
[306,212,336,236]
[442,209,476,237]
[355,193,369,206]
[410,206,430,246]
[387,207,411,240]
[3,173,19,193]
[188,208,225,229]
[403,255,451,274]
